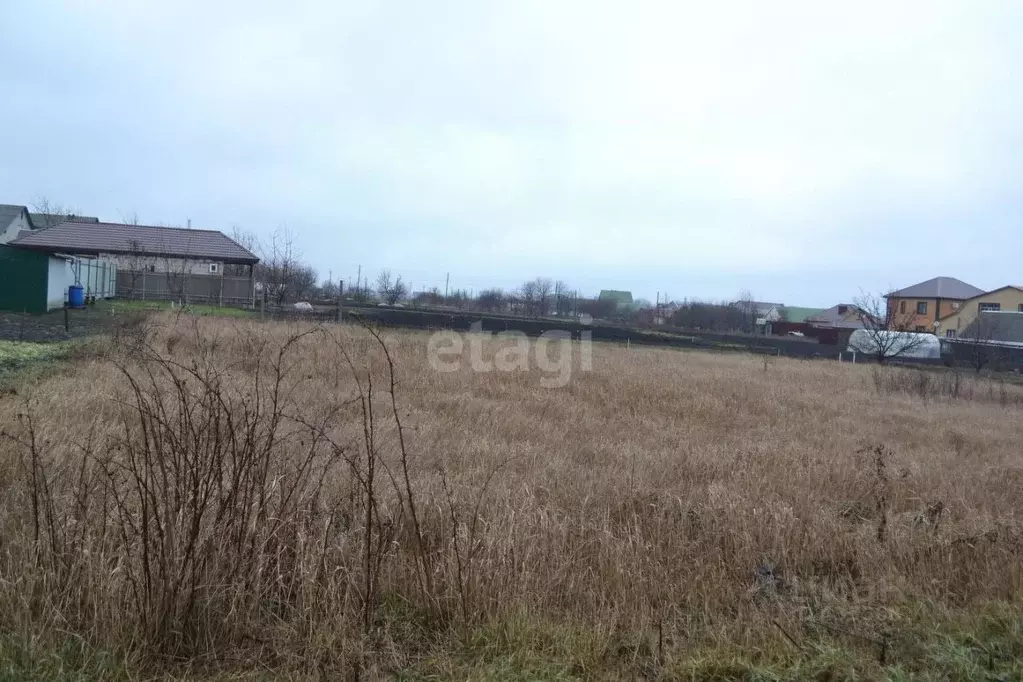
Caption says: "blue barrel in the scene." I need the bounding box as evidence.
[68,284,85,308]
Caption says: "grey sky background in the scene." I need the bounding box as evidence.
[1,1,1020,306]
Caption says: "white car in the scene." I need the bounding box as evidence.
[293,301,314,312]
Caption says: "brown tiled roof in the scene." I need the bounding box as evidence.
[9,221,259,264]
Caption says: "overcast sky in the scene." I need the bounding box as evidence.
[2,1,1020,306]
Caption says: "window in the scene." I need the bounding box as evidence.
[914,325,926,332]
[209,263,219,274]
[979,302,1001,312]
[899,300,906,314]
[946,329,956,338]
[1019,303,1023,313]
[916,301,927,315]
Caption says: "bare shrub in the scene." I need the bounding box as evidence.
[870,366,1023,406]
[0,318,449,672]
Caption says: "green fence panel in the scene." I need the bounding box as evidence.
[0,247,48,313]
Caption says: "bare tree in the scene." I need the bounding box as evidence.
[736,289,758,334]
[225,226,259,277]
[108,212,151,298]
[447,288,469,309]
[670,299,745,331]
[519,280,539,316]
[535,278,554,317]
[120,238,149,298]
[553,281,571,316]
[853,291,931,363]
[258,227,303,305]
[31,196,80,228]
[578,296,618,320]
[414,287,444,307]
[478,288,505,312]
[291,265,318,302]
[319,279,340,300]
[376,269,393,300]
[161,230,198,304]
[376,270,407,305]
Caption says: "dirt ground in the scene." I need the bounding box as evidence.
[0,307,117,343]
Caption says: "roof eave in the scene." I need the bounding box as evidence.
[7,242,259,265]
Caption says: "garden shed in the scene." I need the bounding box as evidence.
[0,246,116,313]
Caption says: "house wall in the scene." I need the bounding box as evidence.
[936,288,1023,337]
[99,253,226,276]
[45,257,76,310]
[0,211,31,245]
[886,297,963,332]
[41,257,117,310]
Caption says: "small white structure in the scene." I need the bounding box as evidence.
[847,329,942,360]
[293,301,313,312]
[45,255,117,310]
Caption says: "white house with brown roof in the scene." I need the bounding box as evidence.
[9,220,260,306]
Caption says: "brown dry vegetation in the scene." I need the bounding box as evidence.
[0,313,1021,680]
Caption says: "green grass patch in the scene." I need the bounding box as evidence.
[396,602,1023,681]
[0,340,79,391]
[98,300,254,318]
[2,602,1021,680]
[0,635,134,682]
[0,340,72,365]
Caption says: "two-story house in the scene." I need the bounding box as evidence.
[934,286,1023,338]
[884,277,985,333]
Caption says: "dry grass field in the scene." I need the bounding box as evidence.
[0,313,1021,680]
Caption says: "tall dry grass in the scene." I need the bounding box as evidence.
[0,314,1021,677]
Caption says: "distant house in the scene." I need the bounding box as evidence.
[9,220,260,305]
[598,290,633,308]
[732,300,783,333]
[885,277,985,333]
[753,302,783,325]
[934,286,1023,338]
[0,204,32,244]
[0,203,100,244]
[806,303,868,330]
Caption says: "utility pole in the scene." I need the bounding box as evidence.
[337,279,343,322]
[356,264,361,299]
[445,272,450,299]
